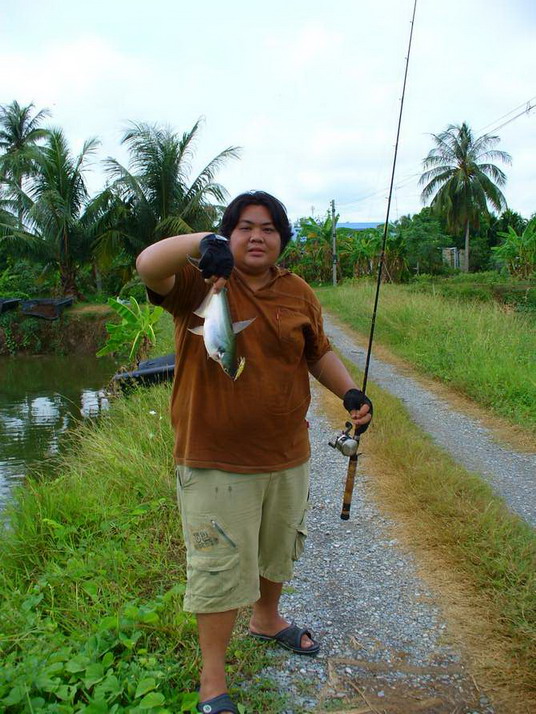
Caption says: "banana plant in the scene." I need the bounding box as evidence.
[493,218,536,279]
[97,296,163,361]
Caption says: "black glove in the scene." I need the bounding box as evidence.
[343,388,373,435]
[198,233,234,280]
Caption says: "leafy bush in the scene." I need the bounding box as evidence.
[118,278,149,304]
[97,297,163,362]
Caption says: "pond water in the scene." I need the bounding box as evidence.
[0,354,117,511]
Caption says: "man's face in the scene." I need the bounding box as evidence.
[229,204,281,275]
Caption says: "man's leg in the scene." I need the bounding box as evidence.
[249,576,314,649]
[252,464,314,650]
[198,609,238,703]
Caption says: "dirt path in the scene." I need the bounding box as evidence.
[252,313,535,713]
[322,313,536,528]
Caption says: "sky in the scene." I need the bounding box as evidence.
[3,0,535,224]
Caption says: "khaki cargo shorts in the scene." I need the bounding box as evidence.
[175,462,310,613]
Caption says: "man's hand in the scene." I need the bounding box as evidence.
[199,234,234,293]
[343,389,373,435]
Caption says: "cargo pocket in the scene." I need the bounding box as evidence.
[187,551,240,601]
[292,512,308,561]
[176,465,194,489]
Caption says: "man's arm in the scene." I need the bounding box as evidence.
[135,232,209,296]
[309,350,372,431]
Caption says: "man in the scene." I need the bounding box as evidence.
[136,191,372,714]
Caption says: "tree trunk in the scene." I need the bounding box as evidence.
[464,220,470,272]
[17,177,23,230]
[93,261,102,293]
[60,264,85,301]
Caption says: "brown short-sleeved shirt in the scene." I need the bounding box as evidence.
[149,263,331,473]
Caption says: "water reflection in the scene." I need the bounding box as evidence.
[0,354,115,509]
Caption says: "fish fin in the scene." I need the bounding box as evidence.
[188,325,204,335]
[193,287,215,317]
[232,317,256,334]
[187,255,201,269]
[234,356,246,380]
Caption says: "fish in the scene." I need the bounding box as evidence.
[188,286,255,380]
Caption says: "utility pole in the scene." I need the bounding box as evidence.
[331,199,338,286]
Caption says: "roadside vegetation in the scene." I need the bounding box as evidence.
[0,316,286,713]
[316,280,536,433]
[319,358,536,710]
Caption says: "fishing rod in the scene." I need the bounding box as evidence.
[331,0,418,521]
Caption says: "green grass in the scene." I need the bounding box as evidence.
[0,319,288,712]
[317,281,536,432]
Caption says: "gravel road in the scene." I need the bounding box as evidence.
[250,313,535,713]
[323,314,536,529]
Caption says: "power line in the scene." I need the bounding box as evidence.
[477,95,536,134]
[338,95,535,211]
[479,102,535,135]
[337,171,421,208]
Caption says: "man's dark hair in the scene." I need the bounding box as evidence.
[220,190,293,254]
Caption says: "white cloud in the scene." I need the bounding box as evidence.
[2,0,534,222]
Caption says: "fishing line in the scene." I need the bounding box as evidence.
[361,0,418,395]
[338,0,418,522]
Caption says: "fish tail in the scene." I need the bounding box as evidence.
[234,357,246,381]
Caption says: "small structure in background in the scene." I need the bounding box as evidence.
[0,298,20,315]
[20,298,74,320]
[442,247,465,270]
[112,353,175,391]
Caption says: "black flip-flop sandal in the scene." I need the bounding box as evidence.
[249,622,320,656]
[197,692,239,713]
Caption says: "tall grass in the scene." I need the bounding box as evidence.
[0,327,285,712]
[317,282,536,432]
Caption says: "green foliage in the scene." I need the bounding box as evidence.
[0,311,60,355]
[420,122,511,271]
[0,265,30,299]
[395,209,451,275]
[118,277,149,304]
[94,120,240,267]
[0,383,285,713]
[0,259,59,299]
[0,101,50,230]
[1,102,241,297]
[317,281,536,430]
[407,271,536,312]
[492,218,536,279]
[0,584,200,713]
[1,128,100,297]
[287,210,450,283]
[97,297,163,361]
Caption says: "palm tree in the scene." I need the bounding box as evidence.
[96,119,240,265]
[0,129,99,297]
[420,122,511,271]
[0,101,50,227]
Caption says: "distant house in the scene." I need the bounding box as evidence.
[442,247,465,269]
[338,222,382,231]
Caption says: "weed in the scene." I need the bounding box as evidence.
[317,282,536,432]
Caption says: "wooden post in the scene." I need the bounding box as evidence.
[331,199,338,286]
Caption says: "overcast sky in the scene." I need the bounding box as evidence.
[3,0,535,223]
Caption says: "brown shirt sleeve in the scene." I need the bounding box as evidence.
[301,286,332,365]
[146,263,205,316]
